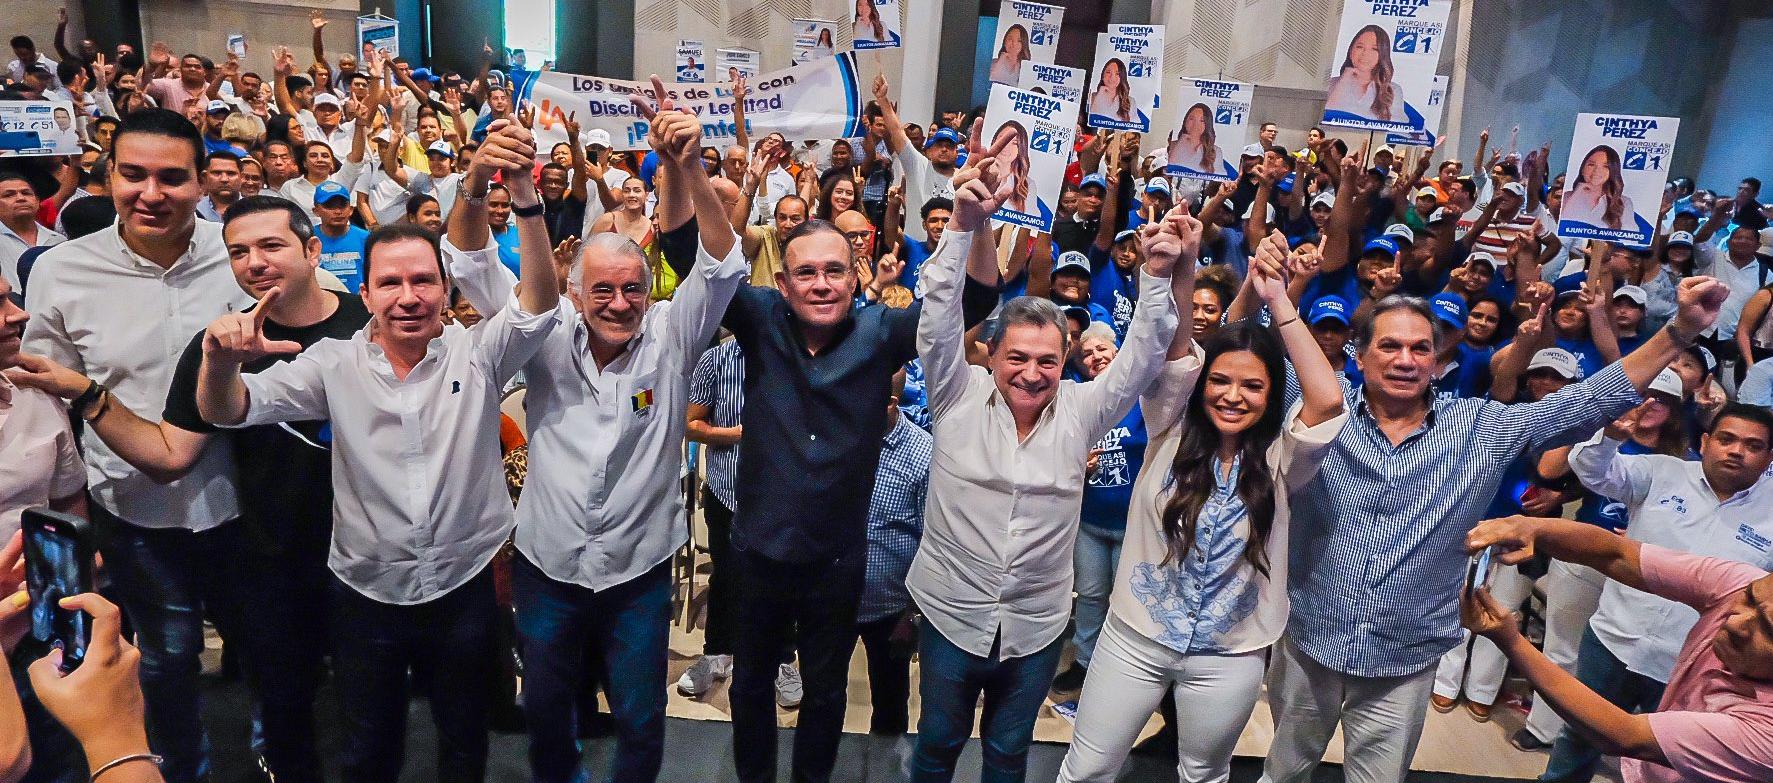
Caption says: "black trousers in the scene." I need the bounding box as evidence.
[855,615,913,735]
[729,544,863,783]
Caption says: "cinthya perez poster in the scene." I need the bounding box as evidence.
[1165,79,1249,182]
[988,1,1064,86]
[1019,62,1084,106]
[983,84,1077,232]
[1558,113,1680,247]
[851,0,902,50]
[1321,0,1449,134]
[1087,25,1163,133]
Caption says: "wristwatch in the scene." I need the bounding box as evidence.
[512,201,546,218]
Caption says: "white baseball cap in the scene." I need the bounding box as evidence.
[1612,285,1647,306]
[312,92,342,109]
[1310,191,1336,209]
[425,140,456,158]
[1648,368,1684,399]
[1501,181,1527,199]
[1527,348,1582,380]
[1666,230,1694,247]
[1241,143,1265,158]
[583,128,612,148]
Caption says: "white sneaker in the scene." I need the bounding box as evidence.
[774,662,804,708]
[676,654,732,697]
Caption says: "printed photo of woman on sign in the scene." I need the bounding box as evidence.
[1324,24,1406,123]
[853,0,902,49]
[1562,144,1636,231]
[990,120,1050,225]
[1167,102,1233,179]
[1089,58,1135,125]
[991,24,1031,86]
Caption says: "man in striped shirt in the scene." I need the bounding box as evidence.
[1262,276,1730,783]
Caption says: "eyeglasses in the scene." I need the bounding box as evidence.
[585,285,647,304]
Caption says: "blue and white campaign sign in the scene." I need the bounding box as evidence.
[356,14,399,59]
[1088,25,1163,132]
[1385,74,1446,147]
[982,83,1077,232]
[1321,0,1449,134]
[227,34,247,59]
[1557,113,1679,247]
[1019,62,1084,106]
[1165,79,1248,182]
[676,40,706,83]
[511,52,866,152]
[0,100,82,157]
[792,19,838,64]
[717,48,761,81]
[989,1,1064,86]
[852,0,902,50]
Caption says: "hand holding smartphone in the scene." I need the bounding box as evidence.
[1465,545,1495,595]
[21,508,94,673]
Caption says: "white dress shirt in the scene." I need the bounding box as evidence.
[23,221,250,530]
[0,377,86,541]
[0,221,64,288]
[232,239,553,605]
[447,232,748,591]
[906,228,1179,659]
[1573,432,1773,681]
[1695,242,1769,340]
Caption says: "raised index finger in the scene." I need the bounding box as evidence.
[651,75,674,113]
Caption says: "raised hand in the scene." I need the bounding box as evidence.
[871,73,890,107]
[629,75,701,169]
[1515,297,1551,344]
[1371,263,1403,299]
[475,119,538,181]
[1287,242,1322,282]
[950,153,1013,233]
[310,9,328,29]
[272,46,295,76]
[2,353,91,399]
[562,110,581,141]
[516,101,536,130]
[1672,276,1728,339]
[875,253,905,288]
[1250,230,1291,305]
[731,71,749,103]
[202,288,302,365]
[552,237,582,275]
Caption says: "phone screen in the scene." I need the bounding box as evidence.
[1465,546,1495,595]
[24,517,89,672]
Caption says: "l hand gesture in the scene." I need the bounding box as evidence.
[203,288,302,365]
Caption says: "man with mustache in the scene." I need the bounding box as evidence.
[192,117,557,783]
[1265,274,1730,783]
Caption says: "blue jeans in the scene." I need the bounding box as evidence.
[1070,523,1124,669]
[910,627,1064,783]
[513,552,672,783]
[1539,626,1667,782]
[330,564,497,783]
[98,513,245,783]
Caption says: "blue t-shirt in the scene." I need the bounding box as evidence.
[1485,453,1537,520]
[1086,245,1139,342]
[492,225,523,278]
[1080,402,1147,533]
[1440,343,1495,399]
[316,225,370,293]
[901,239,935,296]
[1556,335,1608,380]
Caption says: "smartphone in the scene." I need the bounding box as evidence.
[1465,545,1495,594]
[21,508,94,673]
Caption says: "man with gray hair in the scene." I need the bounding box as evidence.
[1263,275,1732,783]
[443,80,747,783]
[905,146,1194,780]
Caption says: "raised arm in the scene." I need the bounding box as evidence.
[915,153,1006,418]
[271,46,300,117]
[871,74,912,156]
[1489,298,1550,401]
[729,72,750,152]
[1616,276,1726,393]
[309,11,329,72]
[1319,154,1363,274]
[1252,232,1341,426]
[195,289,305,426]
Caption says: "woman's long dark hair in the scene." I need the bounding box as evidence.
[1158,320,1287,576]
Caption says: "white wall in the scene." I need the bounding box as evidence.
[631,0,906,100]
[1694,16,1773,191]
[136,0,363,82]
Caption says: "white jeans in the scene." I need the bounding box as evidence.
[1260,635,1435,783]
[1432,563,1534,705]
[1057,615,1266,783]
[1523,559,1606,742]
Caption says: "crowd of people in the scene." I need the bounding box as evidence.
[2,10,1773,783]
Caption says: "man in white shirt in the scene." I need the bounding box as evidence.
[6,36,60,90]
[1694,225,1770,342]
[446,81,747,783]
[193,118,556,783]
[874,74,958,244]
[1540,402,1773,782]
[905,152,1183,780]
[0,173,65,289]
[21,107,254,783]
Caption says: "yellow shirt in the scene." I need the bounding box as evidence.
[744,224,784,287]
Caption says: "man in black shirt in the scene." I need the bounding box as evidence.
[716,210,999,782]
[6,195,368,783]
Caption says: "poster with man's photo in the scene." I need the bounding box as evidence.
[988,1,1064,86]
[791,19,838,64]
[676,40,706,82]
[1557,113,1680,247]
[718,48,761,80]
[1087,25,1163,133]
[1019,62,1084,106]
[851,0,902,50]
[1320,0,1450,134]
[0,100,82,157]
[1164,79,1249,182]
[981,83,1077,232]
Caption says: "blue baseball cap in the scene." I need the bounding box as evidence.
[1306,296,1351,326]
[1429,293,1467,329]
[313,180,351,206]
[1144,178,1171,195]
[1078,173,1107,191]
[410,67,436,83]
[924,127,963,148]
[1114,229,1139,244]
[1361,236,1400,258]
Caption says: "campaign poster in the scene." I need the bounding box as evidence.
[1164,79,1248,182]
[1087,25,1163,132]
[675,40,706,83]
[0,100,83,157]
[226,34,247,59]
[988,1,1064,86]
[1018,62,1084,106]
[1557,113,1679,247]
[791,19,838,64]
[852,0,902,50]
[356,15,399,59]
[511,52,866,152]
[1385,74,1447,147]
[717,48,761,81]
[1320,0,1450,134]
[981,83,1076,232]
